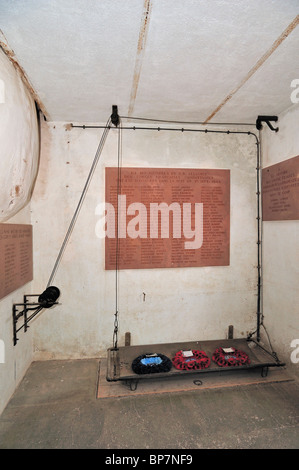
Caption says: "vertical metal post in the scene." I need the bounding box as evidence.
[23,295,28,333]
[256,135,262,342]
[13,305,18,346]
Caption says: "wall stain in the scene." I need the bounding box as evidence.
[0,29,49,119]
[34,120,52,199]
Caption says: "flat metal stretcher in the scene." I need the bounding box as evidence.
[106,338,285,390]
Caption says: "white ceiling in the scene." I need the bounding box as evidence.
[0,0,298,124]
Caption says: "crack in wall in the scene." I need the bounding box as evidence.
[128,0,152,117]
[204,15,299,124]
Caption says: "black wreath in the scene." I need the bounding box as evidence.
[131,353,172,375]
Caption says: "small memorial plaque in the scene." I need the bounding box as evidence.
[0,224,33,300]
[105,167,230,270]
[262,155,299,221]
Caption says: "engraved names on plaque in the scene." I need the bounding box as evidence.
[105,168,230,270]
[0,224,33,300]
[262,155,299,221]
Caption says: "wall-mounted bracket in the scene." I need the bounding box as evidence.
[12,286,60,345]
[256,115,279,132]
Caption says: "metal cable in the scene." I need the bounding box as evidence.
[46,116,112,288]
[256,136,262,341]
[113,119,122,350]
[120,115,256,126]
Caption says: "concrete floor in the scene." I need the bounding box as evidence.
[0,358,299,449]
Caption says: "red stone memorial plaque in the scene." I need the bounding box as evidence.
[0,224,33,300]
[104,168,230,270]
[262,155,299,221]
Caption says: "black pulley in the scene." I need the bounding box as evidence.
[38,286,60,308]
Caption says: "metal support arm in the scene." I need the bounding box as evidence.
[12,287,60,345]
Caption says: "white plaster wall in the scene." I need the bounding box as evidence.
[0,48,39,416]
[261,104,299,374]
[31,121,258,359]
